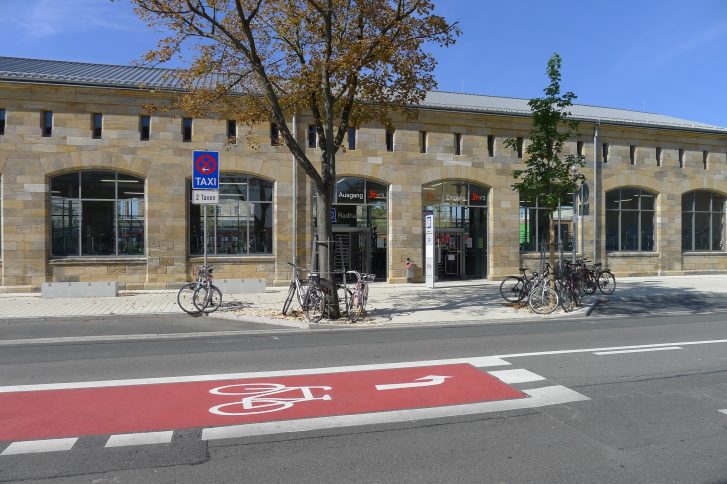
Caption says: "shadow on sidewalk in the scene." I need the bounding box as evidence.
[370,284,517,321]
[590,281,727,316]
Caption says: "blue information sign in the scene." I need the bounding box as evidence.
[192,151,219,189]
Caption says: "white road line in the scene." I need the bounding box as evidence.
[497,339,727,359]
[488,369,546,384]
[0,329,301,346]
[719,409,727,416]
[594,347,683,356]
[3,338,727,394]
[1,438,77,456]
[201,385,589,441]
[0,356,510,393]
[105,431,173,448]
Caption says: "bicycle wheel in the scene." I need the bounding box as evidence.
[282,283,296,315]
[598,271,616,295]
[583,272,597,295]
[177,283,200,314]
[348,289,364,323]
[336,286,353,317]
[304,286,325,323]
[560,286,577,312]
[528,282,559,315]
[193,285,223,313]
[500,276,525,303]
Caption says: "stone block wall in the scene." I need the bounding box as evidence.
[1,81,726,289]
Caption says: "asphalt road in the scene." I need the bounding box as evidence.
[1,312,727,483]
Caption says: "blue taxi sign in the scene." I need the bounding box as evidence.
[193,151,219,189]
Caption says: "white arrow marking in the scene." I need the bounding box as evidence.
[375,375,451,391]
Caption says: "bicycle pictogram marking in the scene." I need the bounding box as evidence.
[208,382,333,416]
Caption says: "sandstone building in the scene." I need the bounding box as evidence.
[0,56,726,290]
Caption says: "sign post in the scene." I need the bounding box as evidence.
[425,214,435,288]
[193,151,220,267]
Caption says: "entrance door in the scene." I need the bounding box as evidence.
[436,230,464,279]
[333,228,372,274]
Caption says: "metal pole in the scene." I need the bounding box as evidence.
[593,123,599,264]
[203,207,208,267]
[292,114,297,266]
[572,188,577,263]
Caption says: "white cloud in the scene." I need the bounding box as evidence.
[5,0,141,39]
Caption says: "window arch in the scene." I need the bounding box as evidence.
[682,190,725,251]
[50,170,145,256]
[519,194,574,252]
[189,173,273,255]
[605,187,655,252]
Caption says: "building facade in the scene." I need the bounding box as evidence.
[1,57,726,290]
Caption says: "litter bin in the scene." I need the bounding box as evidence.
[406,258,414,281]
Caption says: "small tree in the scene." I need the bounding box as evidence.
[130,0,459,317]
[506,53,585,276]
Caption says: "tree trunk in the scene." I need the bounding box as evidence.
[315,153,341,319]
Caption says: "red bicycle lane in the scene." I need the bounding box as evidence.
[0,363,524,442]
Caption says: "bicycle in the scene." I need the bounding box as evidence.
[282,262,309,316]
[528,264,560,314]
[192,265,223,313]
[593,263,617,295]
[302,270,326,323]
[499,267,538,303]
[177,264,215,314]
[555,261,581,312]
[346,270,375,322]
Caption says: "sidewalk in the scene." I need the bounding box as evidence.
[0,275,726,328]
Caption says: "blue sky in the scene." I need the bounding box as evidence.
[4,0,727,127]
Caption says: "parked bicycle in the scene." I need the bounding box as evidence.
[592,262,616,295]
[282,262,309,316]
[177,265,222,314]
[499,267,539,303]
[527,264,560,315]
[346,270,375,322]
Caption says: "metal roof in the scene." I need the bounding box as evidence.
[1,56,725,133]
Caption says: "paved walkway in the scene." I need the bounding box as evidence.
[0,275,726,328]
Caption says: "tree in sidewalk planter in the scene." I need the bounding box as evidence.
[130,0,459,318]
[505,53,585,308]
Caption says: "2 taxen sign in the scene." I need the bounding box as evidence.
[193,151,219,189]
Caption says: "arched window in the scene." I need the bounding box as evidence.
[682,190,725,251]
[189,174,273,255]
[519,194,574,252]
[50,171,145,256]
[605,187,655,252]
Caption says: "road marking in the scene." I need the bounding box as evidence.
[497,339,727,359]
[201,385,589,441]
[105,431,173,448]
[719,409,727,416]
[594,347,683,356]
[488,369,546,384]
[0,356,509,393]
[1,438,77,456]
[0,329,304,346]
[0,364,523,442]
[375,375,451,391]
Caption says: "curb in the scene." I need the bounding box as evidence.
[208,311,310,329]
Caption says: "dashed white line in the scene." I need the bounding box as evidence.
[719,409,727,416]
[594,347,683,356]
[0,356,510,393]
[105,431,173,448]
[488,369,546,384]
[1,438,78,456]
